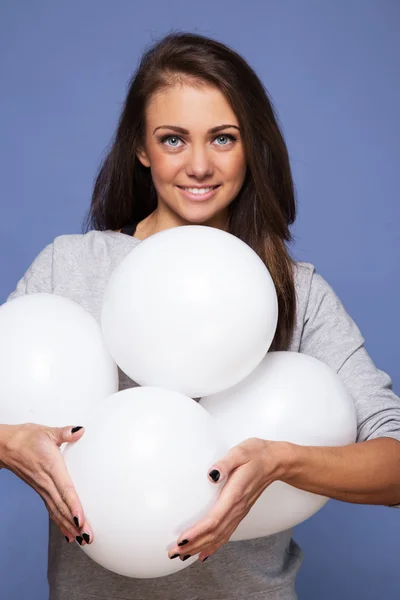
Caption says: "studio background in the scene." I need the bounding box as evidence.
[0,1,399,598]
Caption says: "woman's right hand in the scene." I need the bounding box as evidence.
[0,423,93,546]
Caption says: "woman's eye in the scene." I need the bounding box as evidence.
[162,136,182,147]
[214,134,235,146]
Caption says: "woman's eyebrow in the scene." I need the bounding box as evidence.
[153,124,240,135]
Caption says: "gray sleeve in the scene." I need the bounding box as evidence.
[7,243,54,301]
[300,272,400,444]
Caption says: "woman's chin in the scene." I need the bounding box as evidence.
[176,205,228,227]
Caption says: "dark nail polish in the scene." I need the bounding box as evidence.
[82,533,90,544]
[64,536,70,543]
[74,516,80,528]
[209,469,220,482]
[182,554,191,561]
[71,426,83,433]
[178,539,189,547]
[76,536,83,546]
[170,553,179,559]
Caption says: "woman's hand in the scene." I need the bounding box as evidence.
[168,437,288,562]
[0,423,93,546]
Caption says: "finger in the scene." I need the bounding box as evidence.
[171,469,255,559]
[207,444,249,484]
[39,478,81,533]
[44,451,93,540]
[197,522,240,562]
[48,425,86,449]
[42,494,80,540]
[181,535,227,563]
[79,518,94,545]
[198,541,224,562]
[176,468,249,549]
[176,531,224,559]
[59,523,76,545]
[170,511,232,558]
[42,426,93,544]
[40,459,83,527]
[50,480,92,546]
[171,514,220,556]
[175,516,241,559]
[52,467,93,543]
[7,463,81,540]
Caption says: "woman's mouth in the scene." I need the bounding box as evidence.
[176,185,221,201]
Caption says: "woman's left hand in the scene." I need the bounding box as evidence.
[168,437,289,562]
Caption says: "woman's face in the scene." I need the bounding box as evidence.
[137,82,247,228]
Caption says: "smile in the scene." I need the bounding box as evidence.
[177,185,221,201]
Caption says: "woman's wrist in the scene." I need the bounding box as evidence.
[262,439,297,483]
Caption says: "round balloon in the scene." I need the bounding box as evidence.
[200,351,357,540]
[101,226,278,398]
[0,293,118,427]
[63,386,227,578]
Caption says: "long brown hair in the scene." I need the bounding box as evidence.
[86,32,297,350]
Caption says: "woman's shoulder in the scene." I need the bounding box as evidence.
[51,230,139,289]
[53,229,133,256]
[292,260,349,314]
[291,260,364,353]
[292,260,338,300]
[53,229,138,260]
[292,260,315,282]
[292,260,315,302]
[291,260,349,338]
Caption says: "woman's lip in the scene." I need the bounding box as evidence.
[176,185,221,202]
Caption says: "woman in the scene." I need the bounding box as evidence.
[1,32,400,600]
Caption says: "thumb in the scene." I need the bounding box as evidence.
[50,425,85,447]
[208,445,247,484]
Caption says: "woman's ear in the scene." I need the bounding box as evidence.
[136,146,151,168]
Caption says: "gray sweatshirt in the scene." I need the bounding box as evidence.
[7,230,400,600]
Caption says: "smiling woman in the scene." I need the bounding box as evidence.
[135,85,247,225]
[1,30,400,600]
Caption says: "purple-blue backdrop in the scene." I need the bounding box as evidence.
[0,1,399,598]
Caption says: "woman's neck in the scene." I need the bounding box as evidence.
[134,206,229,241]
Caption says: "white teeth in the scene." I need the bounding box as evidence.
[182,187,215,195]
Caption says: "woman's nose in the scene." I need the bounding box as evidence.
[185,145,214,179]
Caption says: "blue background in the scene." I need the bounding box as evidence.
[0,1,399,598]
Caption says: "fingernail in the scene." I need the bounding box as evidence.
[76,536,83,546]
[71,426,83,434]
[74,516,80,528]
[64,536,70,543]
[170,553,179,559]
[209,469,220,482]
[82,533,90,544]
[178,539,189,547]
[202,556,209,562]
[182,554,191,561]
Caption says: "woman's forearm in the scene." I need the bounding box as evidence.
[277,437,400,506]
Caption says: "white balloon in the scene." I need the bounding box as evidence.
[101,226,278,398]
[0,293,118,427]
[63,387,227,578]
[200,351,358,540]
